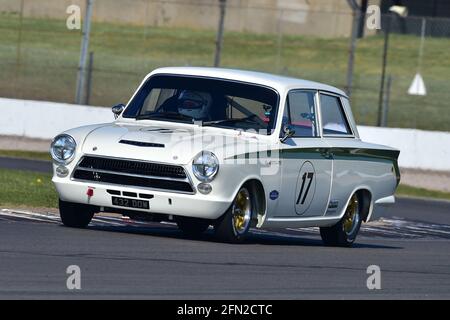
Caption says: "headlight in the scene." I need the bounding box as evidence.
[50,134,77,164]
[192,151,219,182]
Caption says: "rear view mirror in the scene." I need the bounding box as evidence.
[280,125,295,143]
[112,104,125,119]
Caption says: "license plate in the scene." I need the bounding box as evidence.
[111,196,149,210]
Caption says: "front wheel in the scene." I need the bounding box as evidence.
[214,187,253,243]
[59,199,95,228]
[320,194,362,247]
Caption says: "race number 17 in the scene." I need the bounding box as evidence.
[296,172,314,205]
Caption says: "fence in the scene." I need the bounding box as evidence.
[0,0,449,132]
[350,14,450,131]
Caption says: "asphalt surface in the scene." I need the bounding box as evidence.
[0,157,52,173]
[0,157,449,299]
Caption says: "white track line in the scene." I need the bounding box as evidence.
[1,209,449,239]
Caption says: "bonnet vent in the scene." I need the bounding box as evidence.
[119,140,165,148]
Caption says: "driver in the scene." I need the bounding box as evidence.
[177,90,212,121]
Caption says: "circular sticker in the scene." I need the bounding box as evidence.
[269,190,279,200]
[294,161,316,215]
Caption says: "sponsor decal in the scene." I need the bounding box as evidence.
[269,190,279,200]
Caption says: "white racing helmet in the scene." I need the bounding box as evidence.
[177,90,212,120]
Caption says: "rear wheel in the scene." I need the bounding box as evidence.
[176,217,210,237]
[214,187,253,243]
[59,199,95,228]
[320,194,362,247]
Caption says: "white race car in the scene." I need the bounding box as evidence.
[51,67,400,246]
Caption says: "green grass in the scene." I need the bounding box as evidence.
[0,150,51,161]
[396,184,450,201]
[1,13,450,131]
[0,168,57,208]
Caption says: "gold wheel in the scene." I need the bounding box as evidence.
[343,194,360,235]
[232,188,252,235]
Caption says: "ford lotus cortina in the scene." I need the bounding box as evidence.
[51,67,400,245]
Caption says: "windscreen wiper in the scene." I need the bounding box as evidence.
[202,117,265,127]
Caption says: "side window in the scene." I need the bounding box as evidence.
[283,91,317,137]
[320,94,351,135]
[228,97,274,123]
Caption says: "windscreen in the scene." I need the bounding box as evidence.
[123,75,279,134]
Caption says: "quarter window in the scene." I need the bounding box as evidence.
[319,94,351,135]
[283,91,317,137]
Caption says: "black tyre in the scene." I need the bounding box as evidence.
[214,186,253,243]
[59,199,95,228]
[176,216,210,237]
[320,194,362,247]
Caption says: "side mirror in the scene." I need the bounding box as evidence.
[280,125,295,143]
[112,104,125,119]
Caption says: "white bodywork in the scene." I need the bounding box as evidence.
[52,67,400,229]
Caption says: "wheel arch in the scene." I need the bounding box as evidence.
[353,188,372,222]
[241,178,267,227]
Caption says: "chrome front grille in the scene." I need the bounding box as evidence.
[72,156,194,194]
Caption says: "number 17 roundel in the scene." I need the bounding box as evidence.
[295,161,316,215]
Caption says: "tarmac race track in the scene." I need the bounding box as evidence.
[0,157,449,299]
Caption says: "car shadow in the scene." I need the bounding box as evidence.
[85,223,401,249]
[246,232,401,249]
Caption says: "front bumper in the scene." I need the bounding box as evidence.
[53,178,231,220]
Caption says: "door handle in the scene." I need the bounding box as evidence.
[320,149,333,159]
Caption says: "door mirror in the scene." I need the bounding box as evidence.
[112,104,125,119]
[280,125,295,143]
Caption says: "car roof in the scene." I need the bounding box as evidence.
[148,67,347,97]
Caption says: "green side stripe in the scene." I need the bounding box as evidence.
[225,147,401,186]
[227,147,399,162]
[331,148,400,162]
